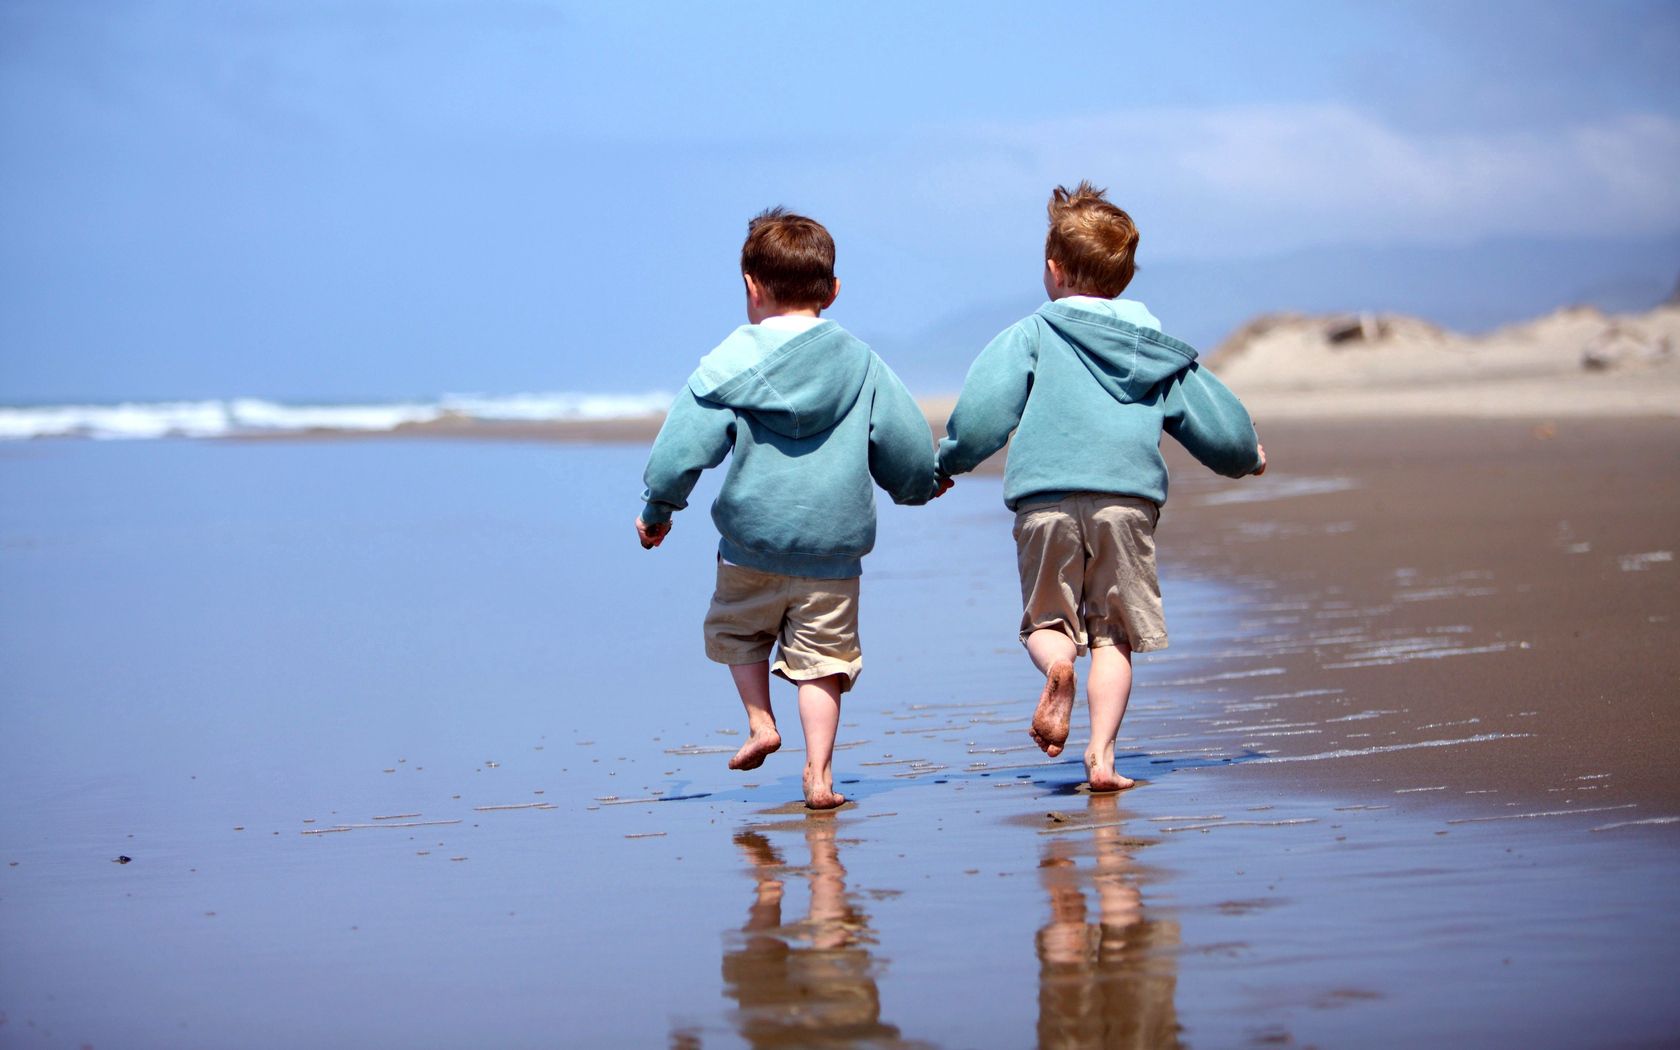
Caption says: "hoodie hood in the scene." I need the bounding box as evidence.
[1037,298,1198,403]
[688,321,871,439]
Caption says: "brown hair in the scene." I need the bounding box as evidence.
[741,206,836,309]
[1045,181,1139,298]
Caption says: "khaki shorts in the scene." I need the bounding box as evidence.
[1013,494,1168,655]
[703,562,862,692]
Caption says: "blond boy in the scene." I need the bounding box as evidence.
[937,183,1266,790]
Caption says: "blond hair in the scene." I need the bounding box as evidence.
[1045,182,1139,298]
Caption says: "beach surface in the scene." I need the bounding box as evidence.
[1,402,1677,1046]
[1158,416,1680,811]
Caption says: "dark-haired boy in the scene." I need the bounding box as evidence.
[937,183,1267,791]
[636,208,942,809]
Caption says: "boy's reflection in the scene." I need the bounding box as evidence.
[1037,794,1182,1049]
[722,818,926,1049]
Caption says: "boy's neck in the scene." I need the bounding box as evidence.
[743,272,839,323]
[1043,259,1120,302]
[1048,282,1115,303]
[748,302,822,324]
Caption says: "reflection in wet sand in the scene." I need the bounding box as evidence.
[717,820,928,1049]
[1037,796,1182,1050]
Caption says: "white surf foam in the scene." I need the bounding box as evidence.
[1250,732,1531,764]
[0,401,233,440]
[227,398,442,432]
[1197,475,1359,505]
[438,391,669,422]
[0,391,674,440]
[1590,816,1680,832]
[1445,804,1637,826]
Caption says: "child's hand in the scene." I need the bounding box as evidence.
[1253,444,1268,476]
[636,517,671,549]
[931,474,955,500]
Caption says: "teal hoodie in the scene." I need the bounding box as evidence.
[937,297,1260,509]
[640,321,938,578]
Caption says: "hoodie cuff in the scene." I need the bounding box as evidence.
[639,502,673,527]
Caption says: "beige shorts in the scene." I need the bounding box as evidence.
[1014,493,1168,655]
[702,562,862,692]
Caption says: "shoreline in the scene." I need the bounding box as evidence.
[1150,416,1680,814]
[223,409,1680,818]
[192,380,1680,443]
[4,364,1676,448]
[60,404,1678,825]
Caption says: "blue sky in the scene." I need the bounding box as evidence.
[2,1,1677,401]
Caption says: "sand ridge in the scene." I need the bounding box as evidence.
[1208,302,1680,419]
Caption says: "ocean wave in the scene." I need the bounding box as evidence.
[0,392,672,441]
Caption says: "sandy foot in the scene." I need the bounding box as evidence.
[1085,742,1136,792]
[1029,660,1077,757]
[728,728,781,771]
[803,765,846,810]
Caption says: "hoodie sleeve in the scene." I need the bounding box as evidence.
[639,387,736,525]
[1160,363,1263,478]
[936,319,1039,477]
[867,358,940,506]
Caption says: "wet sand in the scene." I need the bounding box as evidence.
[2,433,1677,1047]
[1154,416,1680,811]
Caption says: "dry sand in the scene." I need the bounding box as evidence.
[1211,302,1680,419]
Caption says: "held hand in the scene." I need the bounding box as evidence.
[1252,443,1268,476]
[931,475,955,500]
[636,517,671,549]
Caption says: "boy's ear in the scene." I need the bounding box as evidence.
[743,272,766,307]
[822,277,840,310]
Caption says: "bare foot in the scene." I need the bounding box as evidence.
[733,830,781,866]
[803,765,847,810]
[1085,742,1136,792]
[728,727,781,771]
[1029,660,1077,757]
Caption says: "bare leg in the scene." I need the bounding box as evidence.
[1085,644,1135,791]
[727,661,782,771]
[798,673,846,809]
[1036,839,1089,964]
[1026,629,1079,757]
[804,819,853,949]
[732,831,785,933]
[1089,799,1142,927]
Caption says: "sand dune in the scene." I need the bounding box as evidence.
[1209,301,1680,419]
